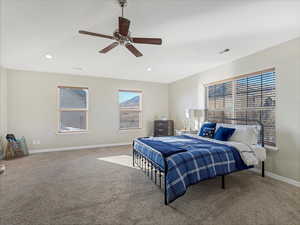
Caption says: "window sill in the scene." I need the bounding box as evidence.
[56,131,88,135]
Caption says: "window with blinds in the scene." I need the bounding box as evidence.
[207,81,233,122]
[206,69,276,146]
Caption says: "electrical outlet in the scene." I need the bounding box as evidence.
[32,140,40,145]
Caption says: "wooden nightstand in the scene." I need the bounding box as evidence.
[154,120,174,137]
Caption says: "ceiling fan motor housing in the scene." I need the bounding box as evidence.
[118,0,127,8]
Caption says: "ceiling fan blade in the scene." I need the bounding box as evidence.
[99,42,119,53]
[119,17,130,36]
[125,43,143,57]
[132,37,162,45]
[79,30,114,40]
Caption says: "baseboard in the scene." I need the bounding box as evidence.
[29,142,132,154]
[251,168,300,188]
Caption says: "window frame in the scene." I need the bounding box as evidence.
[205,68,276,147]
[57,86,89,134]
[118,89,143,130]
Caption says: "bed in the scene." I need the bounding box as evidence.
[132,118,266,205]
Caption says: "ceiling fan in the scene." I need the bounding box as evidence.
[79,0,162,57]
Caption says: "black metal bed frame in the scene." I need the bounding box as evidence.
[132,118,265,205]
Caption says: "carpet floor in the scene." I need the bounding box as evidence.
[0,146,299,225]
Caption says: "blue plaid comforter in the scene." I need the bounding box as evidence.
[134,135,249,204]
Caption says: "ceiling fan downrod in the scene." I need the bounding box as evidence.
[119,0,127,17]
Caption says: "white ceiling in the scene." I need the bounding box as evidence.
[1,0,300,83]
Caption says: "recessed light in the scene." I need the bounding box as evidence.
[45,54,53,59]
[147,67,152,71]
[219,49,230,54]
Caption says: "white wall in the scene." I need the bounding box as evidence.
[0,0,6,137]
[0,67,7,136]
[6,70,169,151]
[169,37,300,181]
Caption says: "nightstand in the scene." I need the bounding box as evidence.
[175,129,198,136]
[154,120,174,137]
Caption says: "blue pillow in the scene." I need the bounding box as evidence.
[214,127,236,141]
[198,122,216,137]
[202,127,215,138]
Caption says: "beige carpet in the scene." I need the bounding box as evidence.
[0,145,299,225]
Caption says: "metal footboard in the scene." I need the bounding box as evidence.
[132,147,168,204]
[133,143,225,205]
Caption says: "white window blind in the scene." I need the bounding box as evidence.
[206,69,276,146]
[207,81,234,121]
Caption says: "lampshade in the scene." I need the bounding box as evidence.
[185,109,204,118]
[191,109,203,118]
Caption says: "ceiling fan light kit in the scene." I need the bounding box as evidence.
[79,0,162,57]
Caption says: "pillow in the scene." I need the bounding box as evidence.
[202,127,215,138]
[214,127,236,141]
[216,123,259,145]
[198,122,216,137]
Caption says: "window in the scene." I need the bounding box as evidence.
[206,68,276,146]
[207,81,234,121]
[58,86,88,133]
[119,90,142,130]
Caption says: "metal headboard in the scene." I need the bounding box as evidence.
[206,117,264,147]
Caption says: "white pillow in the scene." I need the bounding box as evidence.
[216,123,259,145]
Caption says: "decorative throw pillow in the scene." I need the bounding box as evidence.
[198,122,216,137]
[214,127,236,141]
[202,127,215,138]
